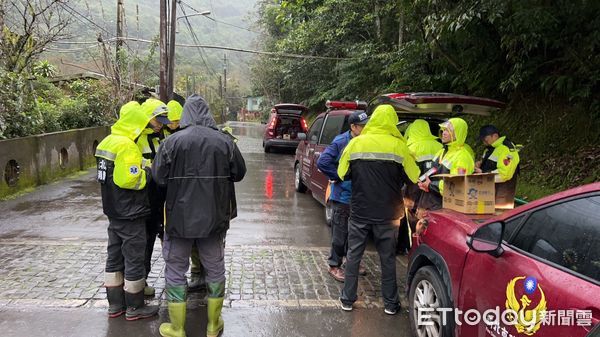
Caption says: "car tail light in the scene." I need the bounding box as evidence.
[267,117,276,136]
[300,117,308,132]
[326,100,368,110]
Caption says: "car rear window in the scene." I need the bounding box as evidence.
[277,109,303,115]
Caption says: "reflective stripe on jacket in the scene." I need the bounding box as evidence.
[481,136,520,183]
[338,105,419,225]
[152,94,247,238]
[95,101,152,219]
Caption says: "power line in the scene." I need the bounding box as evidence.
[179,0,260,34]
[113,37,349,60]
[52,40,102,45]
[207,16,261,35]
[58,2,111,36]
[179,4,220,79]
[45,45,100,53]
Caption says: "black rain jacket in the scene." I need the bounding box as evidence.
[152,94,246,238]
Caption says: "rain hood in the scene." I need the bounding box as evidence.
[406,119,438,146]
[111,101,150,141]
[361,104,405,141]
[180,94,217,129]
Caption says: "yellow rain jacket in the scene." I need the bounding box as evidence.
[164,100,184,138]
[338,104,419,225]
[136,99,168,163]
[480,136,520,183]
[95,102,155,219]
[430,117,475,195]
[167,100,183,122]
[406,119,443,172]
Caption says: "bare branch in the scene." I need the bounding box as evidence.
[2,0,73,74]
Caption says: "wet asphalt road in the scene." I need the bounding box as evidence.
[0,122,331,247]
[0,122,412,337]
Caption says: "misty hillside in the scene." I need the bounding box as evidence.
[45,0,260,90]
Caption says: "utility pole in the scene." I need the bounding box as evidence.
[219,75,223,122]
[159,0,168,102]
[167,0,177,100]
[115,0,124,87]
[116,0,124,56]
[222,53,227,123]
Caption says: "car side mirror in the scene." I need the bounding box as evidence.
[467,221,505,257]
[298,133,307,141]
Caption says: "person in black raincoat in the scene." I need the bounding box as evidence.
[152,94,246,337]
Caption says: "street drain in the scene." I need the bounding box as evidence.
[4,159,20,187]
[92,140,99,155]
[59,148,69,169]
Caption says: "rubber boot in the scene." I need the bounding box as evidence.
[144,281,156,297]
[206,282,225,337]
[159,302,187,337]
[106,286,126,318]
[160,286,187,337]
[125,290,159,321]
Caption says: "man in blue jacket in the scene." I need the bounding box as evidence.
[317,110,369,282]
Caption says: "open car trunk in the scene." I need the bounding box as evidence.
[272,103,308,140]
[273,115,303,140]
[370,92,505,117]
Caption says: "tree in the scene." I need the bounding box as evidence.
[0,0,72,74]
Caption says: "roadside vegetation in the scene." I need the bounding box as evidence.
[0,0,121,139]
[251,0,600,199]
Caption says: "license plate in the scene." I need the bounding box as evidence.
[283,134,290,140]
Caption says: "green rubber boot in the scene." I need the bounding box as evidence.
[159,286,187,337]
[159,302,187,337]
[206,282,225,337]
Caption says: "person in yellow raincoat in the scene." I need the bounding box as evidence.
[337,104,419,315]
[417,117,475,210]
[95,101,160,321]
[399,119,443,253]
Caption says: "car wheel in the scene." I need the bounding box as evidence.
[294,163,307,193]
[264,144,271,153]
[408,266,454,337]
[325,201,332,227]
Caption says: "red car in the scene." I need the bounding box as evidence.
[294,100,367,224]
[294,93,504,225]
[407,182,600,337]
[263,103,309,153]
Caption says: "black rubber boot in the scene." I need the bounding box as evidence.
[124,290,159,321]
[106,286,126,318]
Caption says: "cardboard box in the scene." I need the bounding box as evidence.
[437,173,496,214]
[495,178,517,209]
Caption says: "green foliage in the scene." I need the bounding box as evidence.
[33,60,58,78]
[253,0,599,108]
[0,68,117,139]
[253,0,600,196]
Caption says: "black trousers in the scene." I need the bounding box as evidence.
[144,180,165,279]
[144,217,161,279]
[340,218,399,310]
[106,217,147,281]
[328,201,349,267]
